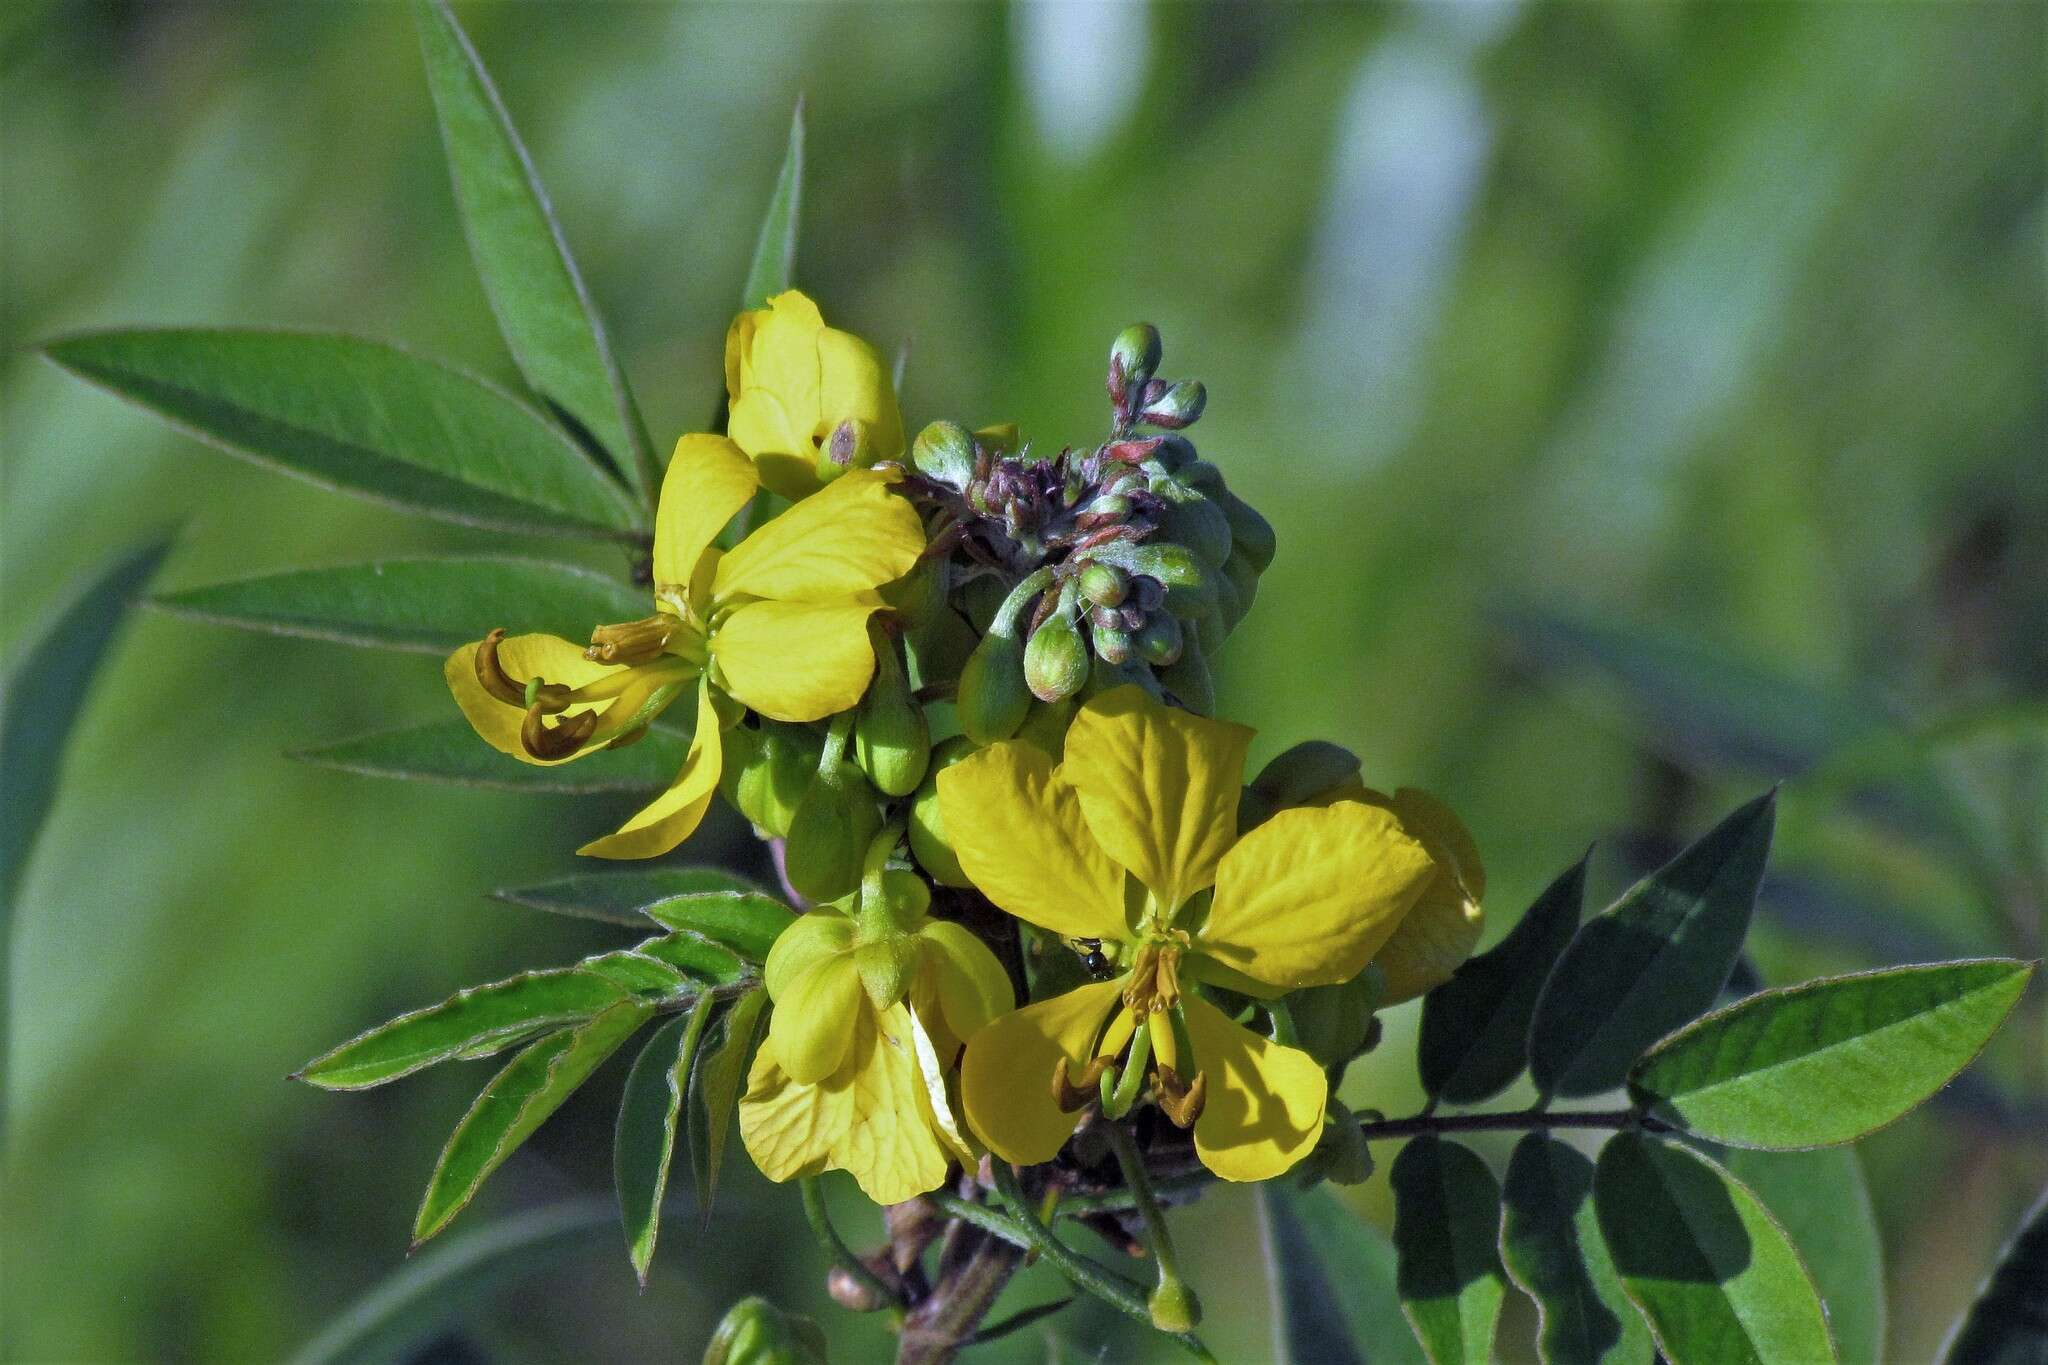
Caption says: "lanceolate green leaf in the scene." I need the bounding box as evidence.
[577,950,690,1000]
[642,891,794,963]
[1629,958,2035,1148]
[1260,1187,1422,1365]
[1391,1137,1508,1365]
[1419,852,1587,1103]
[1593,1132,1835,1365]
[294,719,685,794]
[687,987,767,1225]
[1724,1148,1884,1365]
[411,0,656,499]
[492,868,770,928]
[741,100,805,309]
[1529,790,1775,1098]
[1257,1187,1365,1365]
[414,998,653,1246]
[1499,1134,1653,1365]
[296,967,628,1090]
[156,559,643,655]
[42,329,641,537]
[639,933,747,987]
[614,997,714,1284]
[1941,1184,2048,1365]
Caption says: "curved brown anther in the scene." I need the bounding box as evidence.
[1051,1056,1114,1113]
[474,629,526,706]
[1155,1065,1207,1129]
[521,704,596,760]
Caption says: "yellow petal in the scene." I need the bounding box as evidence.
[770,950,865,1085]
[714,469,924,604]
[1356,788,1485,1003]
[764,911,858,999]
[1199,802,1434,990]
[960,980,1123,1165]
[728,389,821,501]
[737,1036,844,1185]
[816,325,904,459]
[1180,995,1325,1182]
[444,634,622,766]
[937,742,1129,942]
[907,1001,977,1167]
[916,920,1016,1042]
[1062,686,1253,913]
[653,434,759,591]
[711,598,881,722]
[578,680,725,858]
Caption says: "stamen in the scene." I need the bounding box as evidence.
[521,704,596,760]
[476,629,569,712]
[584,614,679,667]
[1051,1056,1113,1113]
[1155,1065,1207,1128]
[1121,941,1184,1018]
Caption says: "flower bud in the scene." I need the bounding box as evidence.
[1140,379,1205,429]
[721,720,824,839]
[974,421,1021,457]
[957,628,1031,744]
[1091,542,1211,618]
[1107,323,1162,401]
[785,762,882,902]
[1024,612,1090,703]
[1078,561,1129,607]
[1148,1278,1203,1333]
[854,627,931,797]
[1158,632,1213,714]
[911,420,976,489]
[1134,611,1183,668]
[1093,622,1135,666]
[908,736,975,887]
[855,935,923,1012]
[1156,489,1233,568]
[703,1296,827,1365]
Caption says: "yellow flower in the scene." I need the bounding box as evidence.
[941,687,1441,1181]
[738,862,1014,1204]
[445,433,923,859]
[725,290,905,501]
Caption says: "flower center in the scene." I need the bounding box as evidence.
[1120,933,1188,1018]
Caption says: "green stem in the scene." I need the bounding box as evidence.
[801,1177,901,1311]
[1100,1120,1186,1287]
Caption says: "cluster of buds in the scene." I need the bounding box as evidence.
[901,324,1274,730]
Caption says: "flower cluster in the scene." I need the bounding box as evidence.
[444,290,1483,1218]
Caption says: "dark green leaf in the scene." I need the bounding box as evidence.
[1419,852,1588,1103]
[1391,1137,1508,1365]
[414,998,653,1245]
[156,558,642,655]
[1941,1184,2048,1365]
[492,867,771,928]
[294,719,684,794]
[639,933,747,987]
[296,967,628,1090]
[1629,959,2035,1147]
[741,99,804,308]
[287,1198,614,1365]
[1257,1187,1365,1365]
[411,0,655,498]
[1499,1133,1653,1365]
[1529,790,1775,1098]
[642,891,795,963]
[578,949,690,999]
[1593,1132,1835,1365]
[687,987,767,1224]
[42,329,640,536]
[1724,1148,1884,1365]
[614,996,714,1284]
[1261,1186,1422,1365]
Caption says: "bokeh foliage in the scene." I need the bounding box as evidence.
[3,2,2040,1361]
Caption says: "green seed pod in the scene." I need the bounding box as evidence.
[1158,630,1213,714]
[785,761,882,902]
[1134,611,1183,667]
[1077,561,1129,607]
[721,721,824,839]
[1139,378,1206,429]
[854,626,931,797]
[908,736,976,888]
[1109,322,1162,397]
[1023,594,1090,703]
[911,420,976,489]
[703,1296,827,1365]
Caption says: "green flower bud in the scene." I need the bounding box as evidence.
[909,736,975,887]
[911,420,976,489]
[1093,622,1135,665]
[854,626,931,797]
[785,761,882,902]
[1134,611,1183,667]
[904,603,976,691]
[1090,542,1212,618]
[1014,694,1078,756]
[721,720,824,839]
[1148,1278,1203,1333]
[1153,479,1234,567]
[1024,607,1090,703]
[1077,561,1129,607]
[1139,379,1205,429]
[855,934,923,1011]
[1158,631,1213,714]
[958,628,1031,744]
[703,1296,827,1365]
[1217,486,1276,572]
[1108,322,1162,398]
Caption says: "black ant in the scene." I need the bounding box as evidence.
[1072,938,1115,979]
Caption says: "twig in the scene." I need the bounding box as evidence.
[801,1177,901,1312]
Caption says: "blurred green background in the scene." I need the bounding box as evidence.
[4,1,2042,1361]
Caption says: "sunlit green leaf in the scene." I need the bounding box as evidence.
[639,933,747,987]
[414,998,653,1245]
[1499,1133,1653,1365]
[42,329,640,536]
[1391,1136,1507,1365]
[642,891,794,963]
[578,949,690,1000]
[742,99,805,309]
[411,0,656,498]
[687,987,767,1225]
[1630,959,2034,1147]
[1418,852,1587,1104]
[614,996,713,1284]
[296,967,628,1090]
[1725,1148,1884,1365]
[1593,1132,1835,1365]
[1941,1184,2048,1365]
[491,867,770,928]
[156,558,642,655]
[1529,790,1775,1098]
[294,719,684,794]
